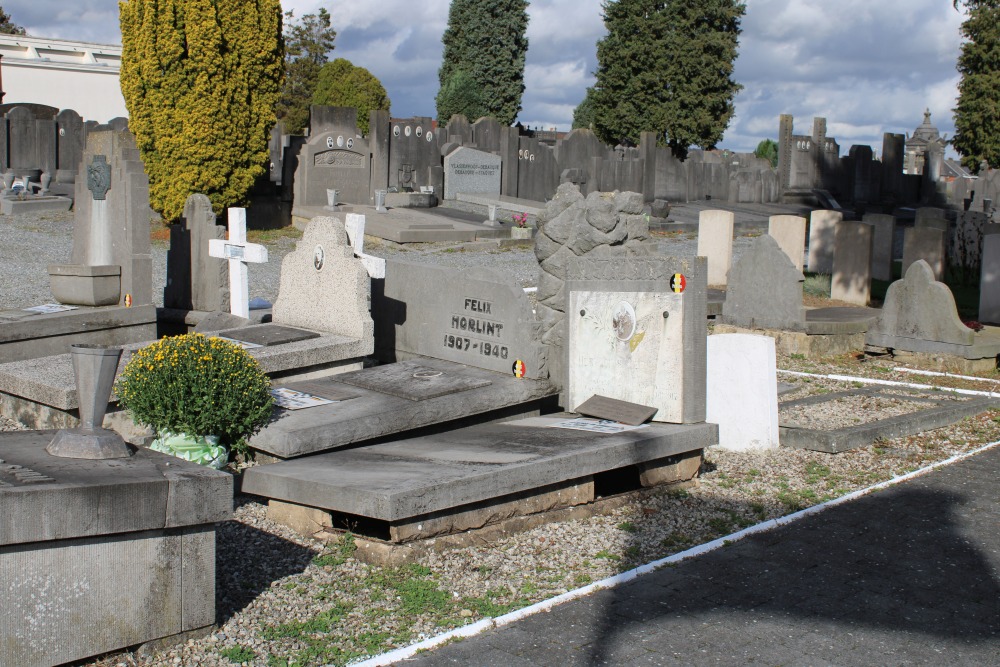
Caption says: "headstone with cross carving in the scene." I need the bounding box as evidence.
[208,208,268,319]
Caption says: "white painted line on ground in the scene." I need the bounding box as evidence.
[778,369,1000,398]
[346,439,1000,667]
[894,366,1000,384]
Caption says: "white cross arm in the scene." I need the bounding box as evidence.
[208,238,268,263]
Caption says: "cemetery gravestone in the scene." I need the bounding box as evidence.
[697,209,734,286]
[566,256,707,424]
[831,220,874,306]
[915,207,948,231]
[164,193,228,314]
[720,234,806,331]
[293,108,372,207]
[208,209,268,319]
[706,333,779,450]
[768,214,807,273]
[901,226,946,281]
[272,216,374,344]
[372,260,547,380]
[443,145,502,200]
[807,210,843,274]
[979,224,1000,324]
[864,213,896,282]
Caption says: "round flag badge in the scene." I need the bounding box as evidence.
[124,293,132,307]
[670,273,686,294]
[512,360,526,378]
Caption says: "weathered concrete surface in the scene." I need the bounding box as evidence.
[251,358,558,458]
[241,415,717,522]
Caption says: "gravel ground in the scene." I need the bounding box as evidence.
[4,209,997,667]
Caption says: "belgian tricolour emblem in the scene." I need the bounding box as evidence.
[670,273,686,294]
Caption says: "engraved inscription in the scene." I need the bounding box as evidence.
[0,463,56,485]
[452,162,499,177]
[442,296,509,360]
[314,150,365,168]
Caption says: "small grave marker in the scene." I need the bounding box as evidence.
[208,208,268,318]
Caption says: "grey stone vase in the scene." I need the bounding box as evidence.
[47,344,133,459]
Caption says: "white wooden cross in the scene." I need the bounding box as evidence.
[345,213,386,279]
[208,208,268,318]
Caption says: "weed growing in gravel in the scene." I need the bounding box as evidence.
[595,549,620,561]
[219,645,256,663]
[616,521,637,532]
[311,533,357,567]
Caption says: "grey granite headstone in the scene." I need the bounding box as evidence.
[565,255,707,424]
[901,226,946,281]
[293,108,371,206]
[864,213,896,282]
[6,106,37,171]
[388,116,441,192]
[831,220,874,306]
[867,260,973,348]
[720,234,806,331]
[272,217,374,347]
[443,145,501,200]
[55,109,84,183]
[979,224,1000,324]
[372,259,548,380]
[807,209,842,274]
[164,194,228,313]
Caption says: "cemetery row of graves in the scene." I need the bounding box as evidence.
[0,118,998,666]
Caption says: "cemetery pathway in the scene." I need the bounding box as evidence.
[400,444,1000,666]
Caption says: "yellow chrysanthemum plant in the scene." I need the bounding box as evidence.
[115,334,273,467]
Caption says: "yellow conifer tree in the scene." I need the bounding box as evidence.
[119,0,284,222]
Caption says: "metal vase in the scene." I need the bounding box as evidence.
[47,344,132,459]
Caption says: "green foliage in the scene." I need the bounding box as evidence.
[952,0,1000,171]
[754,138,779,168]
[435,69,486,125]
[219,645,256,663]
[278,8,337,134]
[592,0,745,158]
[119,0,284,223]
[311,533,357,567]
[571,87,597,130]
[313,58,390,135]
[437,0,529,125]
[115,334,273,447]
[0,6,25,35]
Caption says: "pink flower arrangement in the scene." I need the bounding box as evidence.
[512,212,529,228]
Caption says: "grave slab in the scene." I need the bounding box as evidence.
[0,431,230,667]
[217,324,320,347]
[241,415,717,525]
[779,387,995,453]
[0,194,72,215]
[251,358,558,458]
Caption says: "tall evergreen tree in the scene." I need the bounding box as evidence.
[952,0,1000,172]
[571,87,597,130]
[313,58,390,135]
[592,0,745,159]
[437,0,529,125]
[119,0,284,223]
[435,69,486,124]
[277,8,337,134]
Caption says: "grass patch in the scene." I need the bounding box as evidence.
[219,645,256,663]
[312,533,357,568]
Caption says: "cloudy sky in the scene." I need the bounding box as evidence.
[3,0,968,155]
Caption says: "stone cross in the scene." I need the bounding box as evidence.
[208,208,268,318]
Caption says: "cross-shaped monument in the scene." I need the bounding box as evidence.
[208,208,268,318]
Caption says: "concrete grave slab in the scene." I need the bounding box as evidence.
[250,358,557,458]
[217,324,320,347]
[0,431,230,667]
[779,386,995,453]
[241,415,717,526]
[337,362,492,401]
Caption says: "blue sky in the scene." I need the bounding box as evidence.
[2,0,968,155]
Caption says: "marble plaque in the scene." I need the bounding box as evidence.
[568,290,686,423]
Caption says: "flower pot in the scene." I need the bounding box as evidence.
[511,226,533,240]
[47,344,132,459]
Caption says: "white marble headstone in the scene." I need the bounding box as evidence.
[705,333,779,451]
[567,289,687,423]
